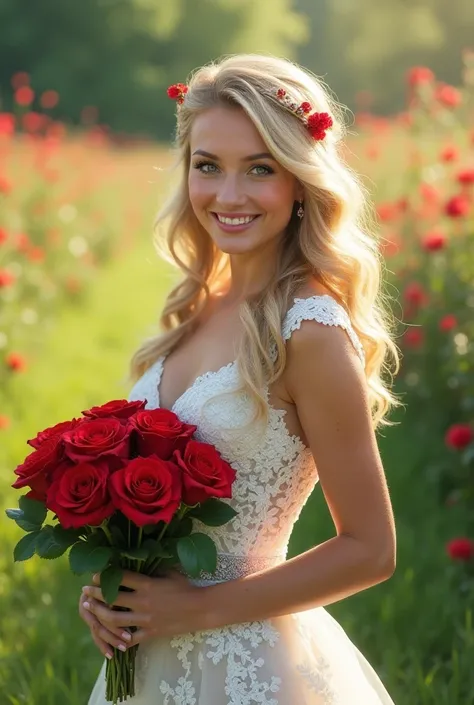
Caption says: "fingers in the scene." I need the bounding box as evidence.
[84,596,147,629]
[79,594,132,658]
[83,584,136,609]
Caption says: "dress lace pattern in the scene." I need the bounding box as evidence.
[88,295,394,705]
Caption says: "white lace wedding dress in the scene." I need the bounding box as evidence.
[88,295,395,704]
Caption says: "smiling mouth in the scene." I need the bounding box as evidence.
[211,213,261,225]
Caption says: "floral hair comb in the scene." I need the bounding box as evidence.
[167,83,188,105]
[166,82,333,141]
[275,88,333,141]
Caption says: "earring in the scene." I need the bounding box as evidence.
[297,200,304,220]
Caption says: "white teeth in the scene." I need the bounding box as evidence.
[216,215,256,225]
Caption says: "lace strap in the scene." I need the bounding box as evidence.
[282,295,365,367]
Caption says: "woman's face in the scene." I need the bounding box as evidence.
[188,105,302,256]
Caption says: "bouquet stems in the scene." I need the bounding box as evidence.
[105,644,139,703]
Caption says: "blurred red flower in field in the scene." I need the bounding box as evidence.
[0,415,10,430]
[11,72,30,90]
[27,246,45,263]
[445,194,471,218]
[446,538,474,561]
[14,233,30,252]
[0,270,15,287]
[15,86,34,106]
[439,314,457,332]
[445,423,473,449]
[407,66,434,86]
[5,352,27,372]
[435,83,462,108]
[403,328,424,348]
[457,169,474,186]
[440,145,459,162]
[40,90,59,109]
[377,202,399,222]
[22,112,47,133]
[0,113,15,136]
[421,229,446,251]
[419,182,440,203]
[404,282,427,306]
[0,228,8,244]
[0,176,12,194]
[381,231,401,257]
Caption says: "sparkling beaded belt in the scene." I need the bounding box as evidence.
[180,551,286,585]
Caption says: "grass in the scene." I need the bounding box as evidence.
[1,237,473,704]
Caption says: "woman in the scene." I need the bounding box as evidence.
[82,53,400,704]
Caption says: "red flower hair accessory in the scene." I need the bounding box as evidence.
[167,83,188,105]
[275,88,333,141]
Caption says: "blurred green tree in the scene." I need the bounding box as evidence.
[0,0,306,138]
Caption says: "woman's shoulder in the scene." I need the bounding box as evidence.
[283,281,365,367]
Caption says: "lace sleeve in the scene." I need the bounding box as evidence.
[281,295,366,367]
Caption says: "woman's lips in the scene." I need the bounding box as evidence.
[211,213,261,232]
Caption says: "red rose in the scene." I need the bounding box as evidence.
[27,418,82,450]
[445,423,473,450]
[62,417,130,464]
[129,409,196,460]
[46,461,114,528]
[109,456,182,526]
[446,537,474,562]
[82,399,146,422]
[174,439,236,506]
[12,435,65,501]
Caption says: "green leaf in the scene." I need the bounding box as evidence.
[13,531,41,562]
[18,496,47,527]
[69,541,114,575]
[35,525,82,559]
[5,508,23,521]
[100,565,123,604]
[190,499,237,527]
[121,545,149,561]
[177,533,217,577]
[177,536,200,577]
[190,532,217,574]
[142,538,172,561]
[6,507,41,532]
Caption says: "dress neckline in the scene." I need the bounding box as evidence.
[155,293,349,414]
[157,354,237,414]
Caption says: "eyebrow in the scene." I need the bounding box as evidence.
[192,149,275,161]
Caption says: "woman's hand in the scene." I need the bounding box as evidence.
[81,568,206,650]
[79,589,132,659]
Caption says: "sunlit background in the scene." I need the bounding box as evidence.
[1,1,474,703]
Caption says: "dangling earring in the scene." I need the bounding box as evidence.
[297,200,304,220]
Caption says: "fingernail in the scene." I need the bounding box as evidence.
[105,652,113,660]
[118,644,127,652]
[83,601,90,610]
[121,632,132,642]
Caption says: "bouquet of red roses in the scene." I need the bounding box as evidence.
[5,399,237,704]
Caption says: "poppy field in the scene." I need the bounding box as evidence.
[1,65,474,704]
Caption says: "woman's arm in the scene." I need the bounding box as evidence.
[199,320,396,630]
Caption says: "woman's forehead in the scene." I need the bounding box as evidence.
[189,106,268,155]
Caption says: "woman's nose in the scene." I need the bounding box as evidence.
[215,175,247,207]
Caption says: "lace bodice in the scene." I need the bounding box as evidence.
[128,295,364,562]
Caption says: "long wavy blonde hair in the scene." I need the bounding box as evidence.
[129,53,401,430]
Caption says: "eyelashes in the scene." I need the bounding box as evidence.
[192,160,275,176]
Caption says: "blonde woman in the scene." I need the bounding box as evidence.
[83,54,399,704]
